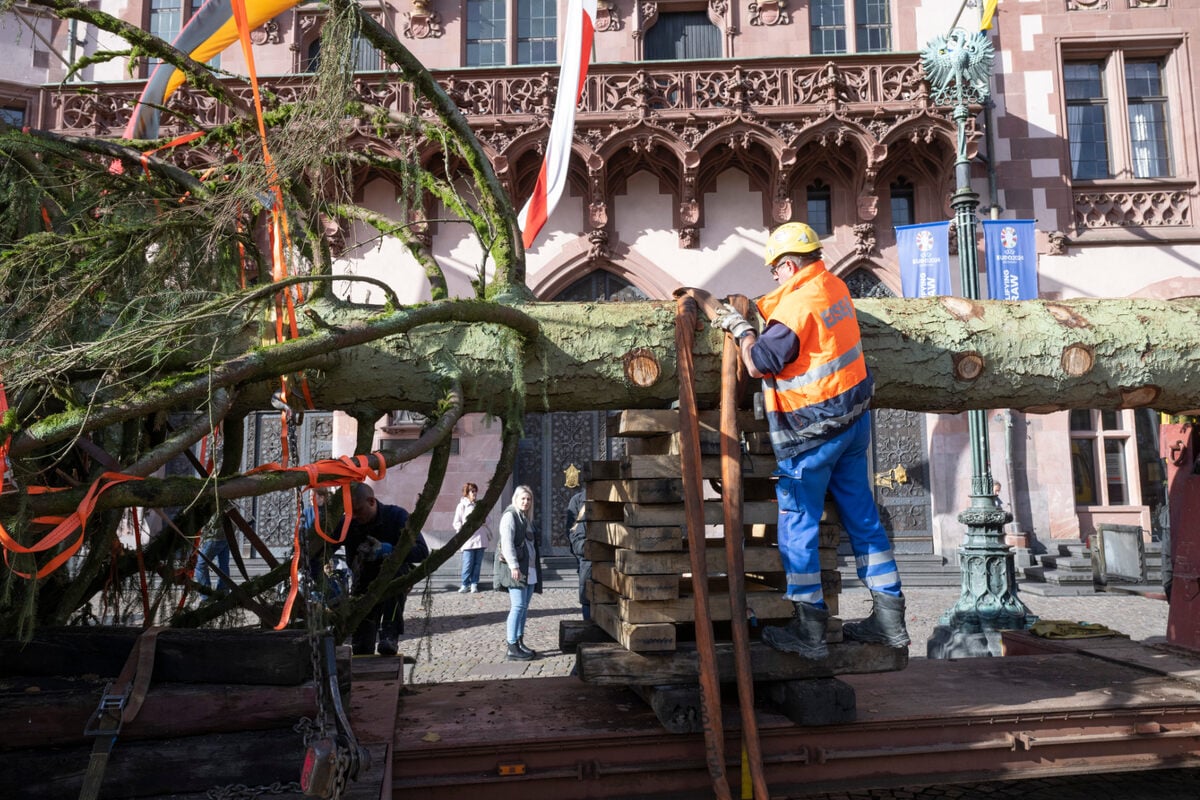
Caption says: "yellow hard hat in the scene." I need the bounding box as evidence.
[764,222,821,266]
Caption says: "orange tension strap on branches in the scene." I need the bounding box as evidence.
[0,472,141,579]
[246,452,389,629]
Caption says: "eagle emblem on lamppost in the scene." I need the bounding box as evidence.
[921,27,995,107]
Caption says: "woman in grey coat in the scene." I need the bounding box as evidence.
[494,485,542,661]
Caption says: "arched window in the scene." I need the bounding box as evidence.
[890,177,915,227]
[844,267,892,299]
[806,179,832,236]
[552,270,649,302]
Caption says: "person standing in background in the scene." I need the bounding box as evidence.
[336,483,428,656]
[494,485,542,661]
[453,482,492,593]
[566,479,591,621]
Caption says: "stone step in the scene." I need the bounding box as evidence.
[1037,554,1093,573]
[838,554,960,589]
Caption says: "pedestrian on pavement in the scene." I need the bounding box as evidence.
[193,515,233,598]
[335,483,429,657]
[566,473,591,621]
[706,221,910,660]
[494,484,542,661]
[453,482,492,593]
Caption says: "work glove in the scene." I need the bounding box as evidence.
[713,302,755,340]
[360,536,392,561]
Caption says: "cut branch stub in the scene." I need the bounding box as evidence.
[1046,303,1091,328]
[941,296,983,320]
[623,347,661,388]
[953,351,985,381]
[1120,386,1161,407]
[1061,344,1094,377]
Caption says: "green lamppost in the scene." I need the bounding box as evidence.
[921,28,1036,658]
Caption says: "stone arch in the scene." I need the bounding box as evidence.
[1127,278,1200,300]
[529,241,678,301]
[783,129,872,252]
[601,129,688,245]
[840,258,901,298]
[693,137,777,231]
[691,118,789,164]
[882,111,960,158]
[594,120,690,167]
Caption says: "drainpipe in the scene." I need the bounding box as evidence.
[68,19,79,80]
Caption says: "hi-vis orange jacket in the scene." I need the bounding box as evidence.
[750,260,875,460]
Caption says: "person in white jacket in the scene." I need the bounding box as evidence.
[453,482,492,593]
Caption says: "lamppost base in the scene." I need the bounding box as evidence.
[927,507,1038,659]
[926,625,1007,659]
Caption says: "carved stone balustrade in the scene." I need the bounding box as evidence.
[33,54,934,141]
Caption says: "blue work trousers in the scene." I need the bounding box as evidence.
[775,411,901,608]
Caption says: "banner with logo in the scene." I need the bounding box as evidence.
[983,219,1038,300]
[896,221,952,298]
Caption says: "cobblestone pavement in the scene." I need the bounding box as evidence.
[394,580,1174,684]
[392,577,1193,798]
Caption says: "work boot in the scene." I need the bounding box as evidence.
[351,620,378,656]
[761,602,829,660]
[516,637,537,658]
[843,592,911,648]
[377,620,402,656]
[505,642,534,662]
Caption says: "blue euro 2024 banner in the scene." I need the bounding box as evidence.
[896,221,951,298]
[983,219,1038,301]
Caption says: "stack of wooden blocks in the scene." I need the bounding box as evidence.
[581,409,844,656]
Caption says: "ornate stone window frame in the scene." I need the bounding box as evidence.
[634,0,734,61]
[1057,32,1197,240]
[291,1,391,74]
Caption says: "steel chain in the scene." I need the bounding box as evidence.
[286,410,350,796]
[331,745,353,799]
[205,781,301,799]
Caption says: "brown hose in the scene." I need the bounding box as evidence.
[675,293,731,800]
[720,294,769,800]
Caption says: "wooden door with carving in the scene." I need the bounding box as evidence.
[845,269,934,554]
[515,269,649,555]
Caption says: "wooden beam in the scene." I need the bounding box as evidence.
[577,640,909,685]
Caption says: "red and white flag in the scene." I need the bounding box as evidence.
[518,0,597,249]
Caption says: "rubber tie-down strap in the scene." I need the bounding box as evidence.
[674,293,731,800]
[79,626,164,800]
[719,294,769,800]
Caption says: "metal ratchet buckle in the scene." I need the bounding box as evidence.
[83,684,130,736]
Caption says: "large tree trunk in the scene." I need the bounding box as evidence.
[7,294,1198,520]
[258,295,1200,417]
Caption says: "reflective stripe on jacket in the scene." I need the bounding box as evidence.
[751,260,874,459]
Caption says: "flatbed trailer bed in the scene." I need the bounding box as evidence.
[377,637,1200,799]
